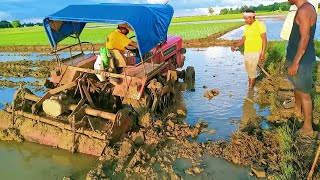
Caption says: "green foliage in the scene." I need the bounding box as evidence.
[315,41,320,58]
[208,7,215,15]
[265,41,287,76]
[274,126,294,180]
[220,2,290,15]
[11,20,21,28]
[0,20,13,28]
[315,94,320,111]
[0,22,243,46]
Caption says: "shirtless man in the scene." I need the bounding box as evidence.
[286,0,317,136]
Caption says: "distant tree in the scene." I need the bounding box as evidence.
[219,2,290,15]
[22,22,35,27]
[220,8,229,15]
[208,7,215,15]
[0,20,13,28]
[11,20,21,28]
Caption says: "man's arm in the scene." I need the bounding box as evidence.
[288,8,311,76]
[231,36,246,51]
[260,33,267,61]
[128,41,138,48]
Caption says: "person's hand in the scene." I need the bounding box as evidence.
[288,62,299,76]
[231,46,236,52]
[259,53,266,62]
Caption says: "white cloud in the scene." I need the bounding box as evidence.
[174,8,210,17]
[0,11,11,19]
[20,18,42,24]
[147,0,169,4]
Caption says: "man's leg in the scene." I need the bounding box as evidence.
[296,89,313,136]
[249,78,255,89]
[244,52,259,89]
[294,89,302,118]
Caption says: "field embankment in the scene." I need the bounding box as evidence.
[0,22,243,51]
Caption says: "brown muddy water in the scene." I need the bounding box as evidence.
[0,48,266,179]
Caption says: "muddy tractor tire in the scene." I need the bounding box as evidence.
[184,66,195,84]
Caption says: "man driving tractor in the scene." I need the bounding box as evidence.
[106,23,138,53]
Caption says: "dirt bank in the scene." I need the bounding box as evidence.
[0,39,237,52]
[0,25,242,52]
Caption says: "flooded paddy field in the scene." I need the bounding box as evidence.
[221,15,320,41]
[0,47,269,179]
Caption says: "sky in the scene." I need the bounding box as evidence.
[0,0,285,23]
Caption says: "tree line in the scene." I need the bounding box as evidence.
[0,20,42,29]
[219,2,292,15]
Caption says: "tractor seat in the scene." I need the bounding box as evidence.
[109,50,136,69]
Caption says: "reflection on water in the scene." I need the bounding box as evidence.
[174,156,262,180]
[240,90,258,131]
[0,141,96,180]
[220,15,320,40]
[182,47,268,142]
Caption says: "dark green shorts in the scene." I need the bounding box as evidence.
[285,60,314,94]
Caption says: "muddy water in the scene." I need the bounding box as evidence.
[0,48,266,179]
[220,16,320,40]
[0,141,96,179]
[182,47,268,142]
[174,157,259,180]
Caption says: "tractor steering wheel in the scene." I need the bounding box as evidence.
[125,36,139,54]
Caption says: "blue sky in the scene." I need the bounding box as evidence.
[0,0,283,23]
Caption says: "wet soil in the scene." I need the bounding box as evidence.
[0,60,56,79]
[82,111,284,179]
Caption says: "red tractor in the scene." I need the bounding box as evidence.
[8,3,195,154]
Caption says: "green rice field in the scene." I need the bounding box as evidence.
[0,22,243,46]
[171,11,287,23]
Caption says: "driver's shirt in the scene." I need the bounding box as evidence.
[106,30,132,51]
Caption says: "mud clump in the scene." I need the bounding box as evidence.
[0,128,24,142]
[91,112,223,179]
[86,164,109,180]
[256,76,296,124]
[0,80,42,88]
[204,89,220,100]
[0,59,56,79]
[185,166,204,176]
[224,131,264,166]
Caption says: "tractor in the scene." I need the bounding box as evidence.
[7,3,195,155]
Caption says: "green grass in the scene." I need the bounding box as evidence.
[315,41,320,58]
[0,22,244,46]
[171,11,287,23]
[274,126,294,180]
[265,41,287,76]
[315,94,320,111]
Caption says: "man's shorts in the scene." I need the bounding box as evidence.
[285,59,314,94]
[244,52,260,79]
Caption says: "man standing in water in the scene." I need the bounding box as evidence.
[286,0,317,137]
[231,10,267,89]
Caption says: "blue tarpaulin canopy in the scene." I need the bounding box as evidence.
[43,3,174,56]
